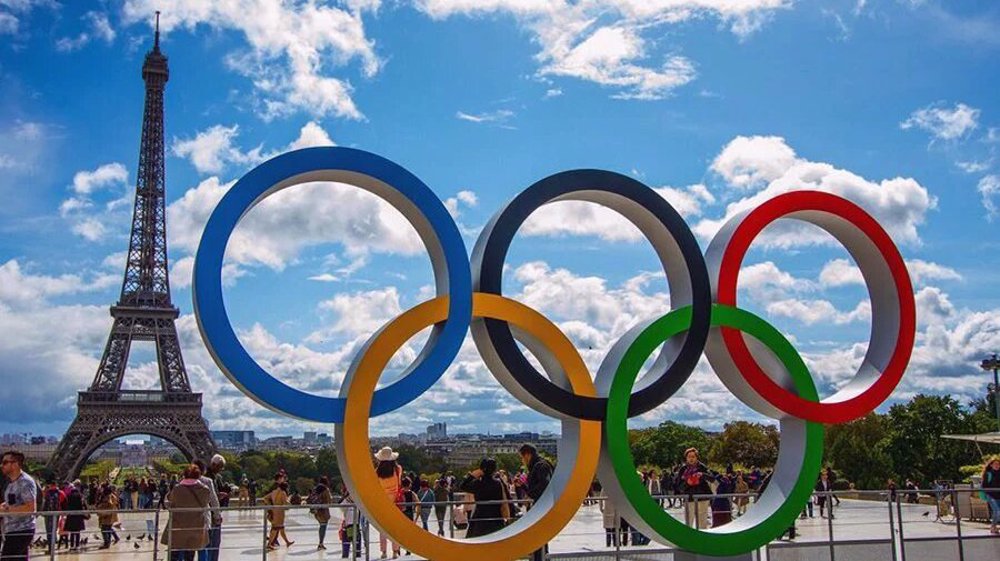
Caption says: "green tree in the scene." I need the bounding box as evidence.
[708,421,779,468]
[884,394,980,484]
[825,412,892,489]
[629,421,713,469]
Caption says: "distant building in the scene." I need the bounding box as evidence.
[427,422,447,440]
[212,430,256,451]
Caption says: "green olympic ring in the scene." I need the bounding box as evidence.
[600,304,824,556]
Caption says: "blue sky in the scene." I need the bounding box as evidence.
[1,0,999,438]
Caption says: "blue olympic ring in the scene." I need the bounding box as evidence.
[193,147,472,422]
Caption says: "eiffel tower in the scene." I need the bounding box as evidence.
[48,13,215,479]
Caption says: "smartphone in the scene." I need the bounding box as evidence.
[7,493,16,506]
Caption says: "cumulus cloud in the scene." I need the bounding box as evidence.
[55,11,116,52]
[520,184,714,242]
[416,0,790,99]
[901,102,980,141]
[695,135,935,248]
[59,163,131,242]
[710,135,798,189]
[456,109,515,124]
[172,121,334,175]
[122,1,380,120]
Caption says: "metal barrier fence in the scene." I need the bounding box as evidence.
[1,488,999,560]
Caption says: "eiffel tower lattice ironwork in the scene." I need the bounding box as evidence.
[48,13,215,479]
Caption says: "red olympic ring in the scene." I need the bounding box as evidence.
[714,191,916,423]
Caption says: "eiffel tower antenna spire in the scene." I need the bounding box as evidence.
[47,12,215,479]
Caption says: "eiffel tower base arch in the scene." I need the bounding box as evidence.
[47,392,215,480]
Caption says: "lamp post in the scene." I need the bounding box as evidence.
[982,353,1000,433]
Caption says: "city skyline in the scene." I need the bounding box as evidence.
[1,1,999,440]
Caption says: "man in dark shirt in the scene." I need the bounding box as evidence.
[519,445,552,561]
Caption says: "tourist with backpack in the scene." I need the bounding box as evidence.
[307,477,333,550]
[416,480,435,532]
[41,481,65,553]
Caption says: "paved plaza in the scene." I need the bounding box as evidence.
[27,499,999,561]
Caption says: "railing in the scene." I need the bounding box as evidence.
[2,488,998,561]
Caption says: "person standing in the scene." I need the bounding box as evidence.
[647,470,662,506]
[519,445,552,561]
[162,465,212,561]
[734,473,750,517]
[374,447,402,559]
[711,473,734,527]
[826,467,841,506]
[63,483,87,552]
[308,476,333,550]
[40,480,65,554]
[459,459,506,538]
[198,456,227,561]
[0,451,37,561]
[599,491,620,547]
[158,477,170,510]
[816,470,834,519]
[674,448,714,530]
[981,457,1000,535]
[192,460,221,561]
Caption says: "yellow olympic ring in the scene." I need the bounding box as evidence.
[335,293,601,561]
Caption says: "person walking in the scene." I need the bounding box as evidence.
[162,464,212,561]
[981,456,1000,534]
[0,451,36,561]
[263,482,293,551]
[432,479,450,537]
[158,477,170,510]
[460,458,507,538]
[63,484,87,552]
[308,476,333,550]
[519,444,552,561]
[96,485,120,549]
[416,480,434,532]
[816,470,834,519]
[374,447,402,559]
[674,448,714,529]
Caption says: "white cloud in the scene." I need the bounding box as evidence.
[955,159,992,174]
[979,175,1000,220]
[416,0,789,99]
[172,125,261,175]
[456,109,515,124]
[122,1,380,120]
[55,11,116,52]
[307,287,403,342]
[765,298,871,325]
[710,135,798,189]
[819,257,961,288]
[544,88,563,98]
[901,102,980,141]
[444,190,477,218]
[0,260,116,308]
[695,135,935,248]
[172,121,335,174]
[521,183,714,242]
[70,162,128,195]
[59,163,131,242]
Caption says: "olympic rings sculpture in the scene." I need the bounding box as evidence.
[193,147,915,559]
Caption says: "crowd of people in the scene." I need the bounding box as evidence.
[1,448,999,560]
